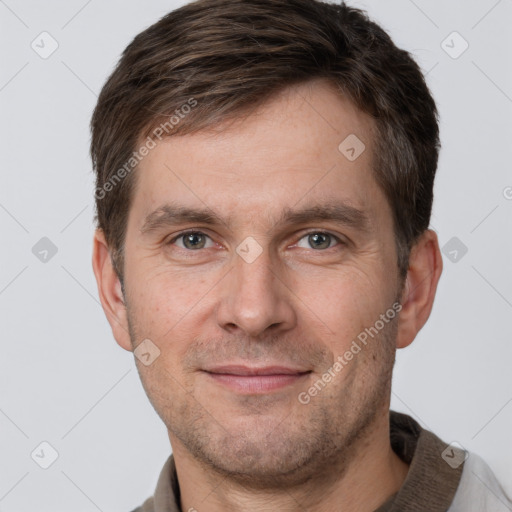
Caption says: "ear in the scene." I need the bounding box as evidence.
[396,229,443,349]
[92,229,133,352]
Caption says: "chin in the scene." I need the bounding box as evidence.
[179,412,342,488]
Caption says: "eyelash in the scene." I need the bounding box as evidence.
[167,229,344,252]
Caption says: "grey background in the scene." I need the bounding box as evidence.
[1,0,511,510]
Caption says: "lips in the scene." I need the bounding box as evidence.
[202,365,311,393]
[204,365,310,376]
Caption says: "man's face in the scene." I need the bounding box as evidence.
[121,80,403,485]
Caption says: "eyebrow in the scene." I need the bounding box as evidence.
[140,200,372,235]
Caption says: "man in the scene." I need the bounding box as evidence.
[90,0,511,510]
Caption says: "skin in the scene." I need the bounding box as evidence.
[93,78,443,512]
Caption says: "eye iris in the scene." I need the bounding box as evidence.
[309,233,330,249]
[183,232,205,249]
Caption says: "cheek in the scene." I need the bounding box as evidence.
[129,263,213,336]
[294,265,393,349]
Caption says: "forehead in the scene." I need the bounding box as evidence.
[129,79,385,229]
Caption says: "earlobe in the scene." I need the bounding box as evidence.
[91,229,133,352]
[396,229,443,349]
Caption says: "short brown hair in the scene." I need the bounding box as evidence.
[90,0,440,285]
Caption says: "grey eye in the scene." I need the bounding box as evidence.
[297,232,338,250]
[174,232,213,250]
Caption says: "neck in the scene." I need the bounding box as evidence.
[171,409,409,512]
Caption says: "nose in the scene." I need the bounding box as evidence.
[215,246,297,338]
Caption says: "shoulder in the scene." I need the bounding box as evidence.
[449,451,512,512]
